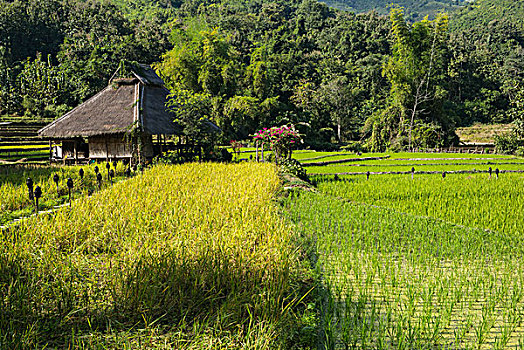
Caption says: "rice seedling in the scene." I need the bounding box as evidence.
[307,162,524,174]
[388,152,514,159]
[317,173,524,237]
[284,184,524,349]
[314,157,522,167]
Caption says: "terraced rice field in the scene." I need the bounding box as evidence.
[299,152,521,174]
[3,152,524,348]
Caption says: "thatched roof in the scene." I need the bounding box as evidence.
[39,65,181,139]
[132,63,165,86]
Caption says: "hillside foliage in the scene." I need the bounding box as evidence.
[0,0,523,151]
[321,0,468,21]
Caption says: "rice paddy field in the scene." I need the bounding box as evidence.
[3,151,524,349]
[0,163,312,349]
[0,144,49,162]
[307,163,524,174]
[0,163,129,226]
[284,151,524,349]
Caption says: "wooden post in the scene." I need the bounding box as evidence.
[48,139,52,164]
[255,141,259,162]
[74,140,78,165]
[261,143,264,162]
[105,138,109,162]
[137,135,142,165]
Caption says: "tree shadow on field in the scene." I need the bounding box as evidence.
[0,252,51,349]
[114,249,267,324]
[1,247,295,348]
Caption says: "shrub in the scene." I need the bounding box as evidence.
[279,158,309,182]
[494,133,521,154]
[303,140,340,152]
[341,141,367,153]
[253,125,302,162]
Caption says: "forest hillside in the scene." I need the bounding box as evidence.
[0,0,522,151]
[321,0,469,21]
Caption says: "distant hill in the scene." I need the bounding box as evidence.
[321,0,470,20]
[450,0,524,31]
[447,0,524,126]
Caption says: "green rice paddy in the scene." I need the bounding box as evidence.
[284,151,524,349]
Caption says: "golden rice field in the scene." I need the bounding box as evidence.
[0,163,310,349]
[0,163,129,225]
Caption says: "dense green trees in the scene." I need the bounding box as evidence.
[320,0,468,21]
[0,0,523,151]
[158,0,524,149]
[155,0,393,145]
[448,0,524,127]
[0,0,171,119]
[369,8,452,151]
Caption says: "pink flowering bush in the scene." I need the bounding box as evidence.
[253,124,302,162]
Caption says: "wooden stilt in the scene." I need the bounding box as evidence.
[48,140,52,164]
[105,139,109,162]
[74,140,78,165]
[137,136,142,165]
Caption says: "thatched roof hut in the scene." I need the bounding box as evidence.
[39,64,183,163]
[39,64,181,138]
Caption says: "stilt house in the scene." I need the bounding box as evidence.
[38,64,181,164]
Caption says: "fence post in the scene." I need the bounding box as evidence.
[34,186,42,213]
[49,140,52,164]
[26,178,34,203]
[97,173,103,190]
[53,174,60,197]
[67,178,73,207]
